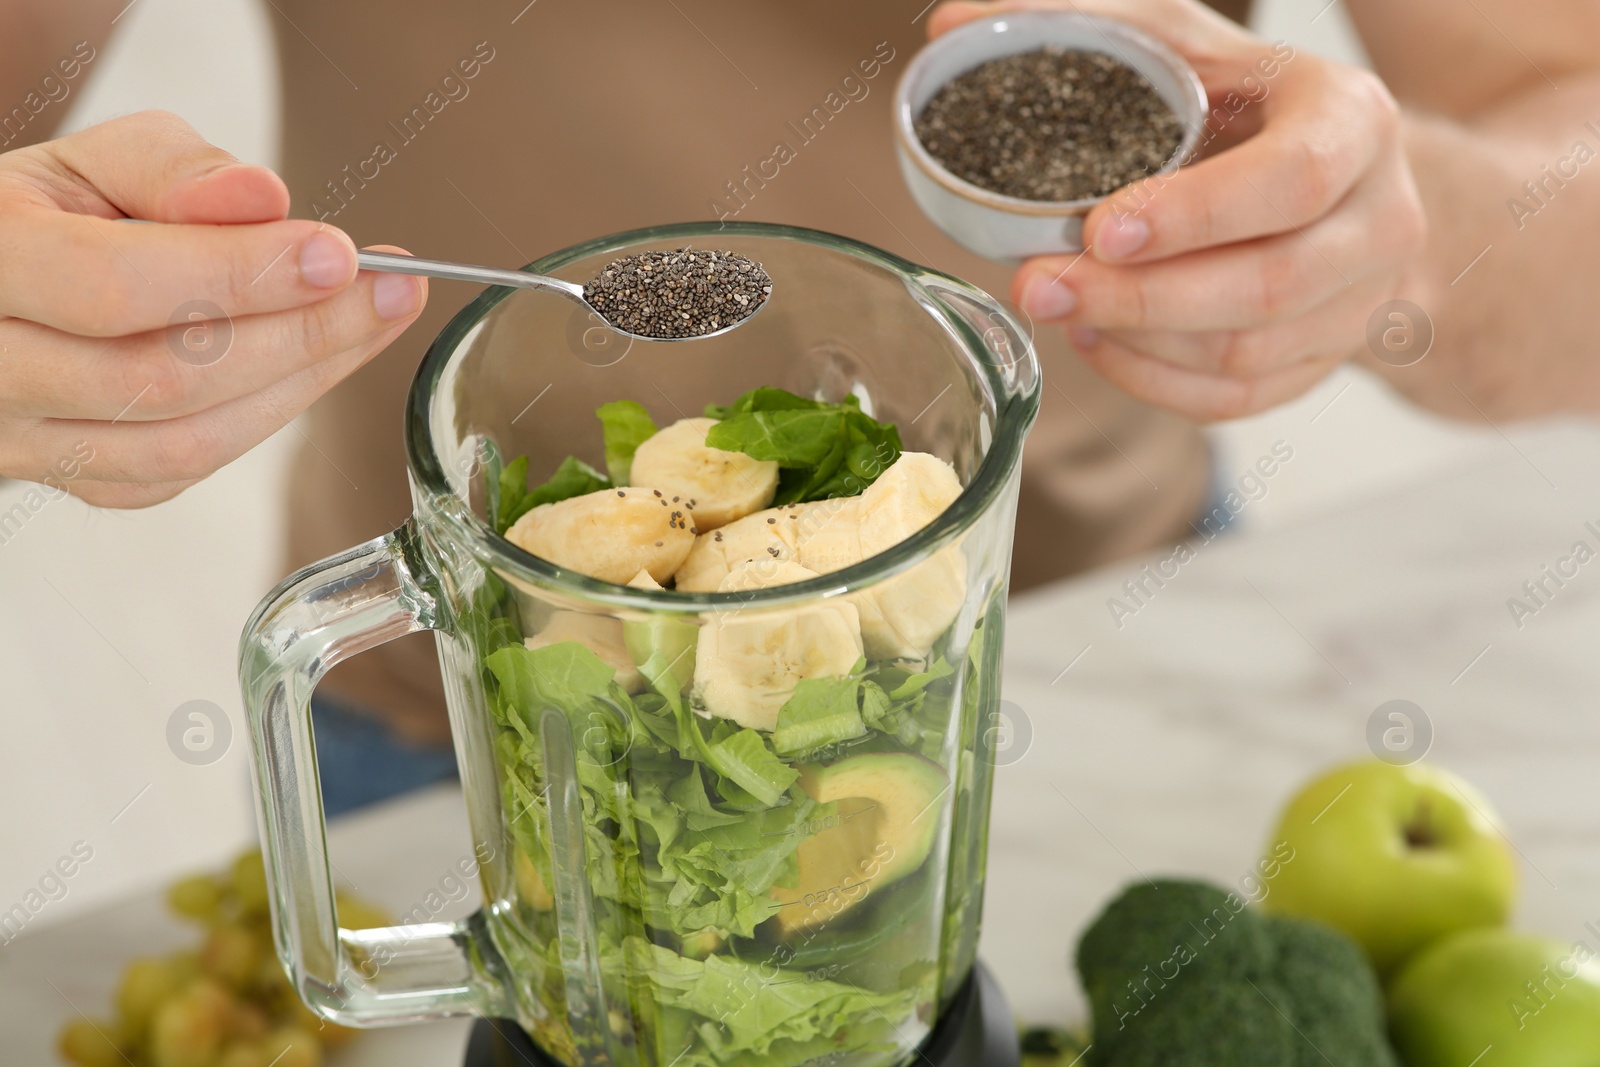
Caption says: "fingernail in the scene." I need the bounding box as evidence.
[1095,213,1150,261]
[373,273,423,320]
[300,232,356,288]
[1068,327,1099,350]
[1021,275,1077,320]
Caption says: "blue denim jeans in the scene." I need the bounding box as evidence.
[310,695,458,818]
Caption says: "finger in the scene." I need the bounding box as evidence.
[0,212,362,336]
[13,314,413,486]
[1083,65,1396,263]
[67,477,202,510]
[1020,138,1422,333]
[1095,281,1387,377]
[0,259,427,421]
[41,110,289,224]
[1072,329,1344,421]
[1017,222,1361,332]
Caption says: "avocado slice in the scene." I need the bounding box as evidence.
[769,752,948,936]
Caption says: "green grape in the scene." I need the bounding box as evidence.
[230,1000,270,1042]
[259,1027,323,1067]
[215,1042,269,1067]
[200,925,263,990]
[167,875,224,924]
[148,978,233,1067]
[231,852,270,919]
[169,950,203,982]
[116,957,185,1038]
[57,1017,124,1067]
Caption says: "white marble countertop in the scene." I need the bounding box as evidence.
[986,422,1600,1022]
[7,422,1600,1060]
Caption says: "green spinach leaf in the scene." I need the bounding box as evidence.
[702,387,902,504]
[596,399,657,485]
[495,455,612,534]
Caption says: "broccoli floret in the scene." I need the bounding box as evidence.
[1076,879,1399,1067]
[1262,915,1395,1067]
[1094,983,1295,1067]
[1075,879,1274,1038]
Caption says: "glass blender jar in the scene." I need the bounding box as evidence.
[239,222,1040,1067]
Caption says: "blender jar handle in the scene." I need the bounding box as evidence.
[916,272,1040,396]
[237,520,509,1026]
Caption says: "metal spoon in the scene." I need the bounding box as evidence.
[356,249,767,341]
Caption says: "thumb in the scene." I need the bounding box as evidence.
[160,160,290,225]
[47,109,289,225]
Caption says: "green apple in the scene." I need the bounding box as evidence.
[1389,928,1600,1067]
[1260,759,1517,975]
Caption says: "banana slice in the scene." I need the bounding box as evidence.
[676,494,862,594]
[627,569,665,592]
[854,546,968,660]
[693,560,863,731]
[673,505,804,592]
[629,417,779,530]
[524,611,644,693]
[857,451,963,556]
[504,487,695,585]
[807,452,962,660]
[854,453,966,659]
[687,454,967,659]
[792,496,866,575]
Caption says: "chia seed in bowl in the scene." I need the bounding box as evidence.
[913,47,1184,204]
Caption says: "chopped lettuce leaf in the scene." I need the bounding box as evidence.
[860,681,893,731]
[707,727,799,807]
[772,674,867,757]
[667,765,746,833]
[486,640,618,725]
[856,656,958,760]
[632,635,802,810]
[596,399,658,485]
[885,656,956,701]
[615,936,923,1065]
[488,637,819,941]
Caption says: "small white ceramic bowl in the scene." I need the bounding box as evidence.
[895,11,1207,262]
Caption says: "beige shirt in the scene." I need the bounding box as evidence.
[273,0,1211,740]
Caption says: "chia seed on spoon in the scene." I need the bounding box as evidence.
[583,248,772,339]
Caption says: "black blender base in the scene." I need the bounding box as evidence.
[463,960,1019,1067]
